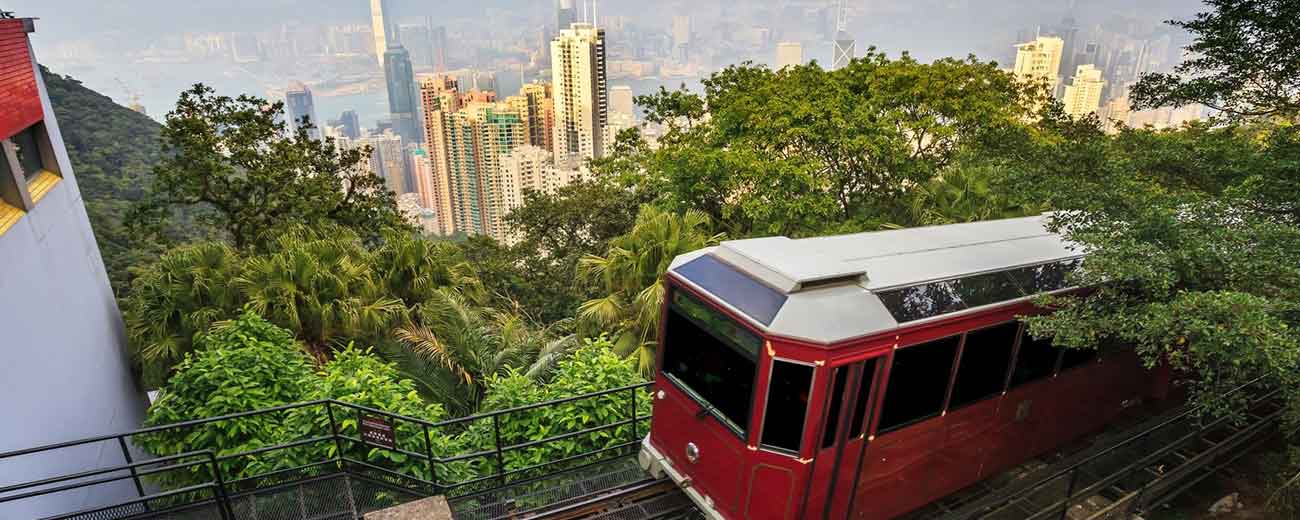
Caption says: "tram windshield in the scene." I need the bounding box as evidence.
[662,289,761,434]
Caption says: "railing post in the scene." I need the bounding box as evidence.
[116,436,147,507]
[630,386,638,442]
[207,451,235,520]
[326,402,345,471]
[422,423,439,494]
[492,414,505,485]
[1060,468,1080,520]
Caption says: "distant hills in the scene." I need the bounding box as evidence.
[42,67,164,295]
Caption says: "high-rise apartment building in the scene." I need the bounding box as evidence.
[776,42,803,70]
[550,23,607,166]
[442,102,526,236]
[1063,64,1105,118]
[384,44,422,144]
[0,18,148,518]
[285,81,319,140]
[335,109,361,139]
[346,131,408,195]
[411,147,436,213]
[508,82,556,150]
[1013,36,1065,96]
[370,0,390,65]
[497,145,556,244]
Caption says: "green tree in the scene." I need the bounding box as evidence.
[578,207,724,374]
[140,84,408,249]
[473,338,650,473]
[135,312,316,488]
[627,53,1036,237]
[392,289,581,416]
[1129,0,1300,119]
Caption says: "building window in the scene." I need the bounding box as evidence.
[1,122,61,219]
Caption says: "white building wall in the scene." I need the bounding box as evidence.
[0,45,148,519]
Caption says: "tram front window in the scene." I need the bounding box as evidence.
[662,290,761,435]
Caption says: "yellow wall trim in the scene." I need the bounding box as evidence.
[28,170,60,203]
[0,202,23,235]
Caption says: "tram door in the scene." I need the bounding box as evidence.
[803,358,881,519]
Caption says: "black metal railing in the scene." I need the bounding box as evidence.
[936,377,1286,520]
[0,381,654,520]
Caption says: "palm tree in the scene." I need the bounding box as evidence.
[896,165,1047,227]
[577,207,724,374]
[374,230,486,307]
[391,289,580,415]
[124,241,242,387]
[236,228,404,362]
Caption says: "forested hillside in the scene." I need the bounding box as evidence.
[42,67,165,295]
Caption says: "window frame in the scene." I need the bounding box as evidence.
[659,283,764,441]
[875,333,963,435]
[1,121,61,214]
[946,321,1022,411]
[757,356,819,457]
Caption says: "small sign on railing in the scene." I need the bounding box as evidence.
[360,414,396,449]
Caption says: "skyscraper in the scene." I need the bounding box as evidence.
[370,0,390,65]
[384,44,422,144]
[337,110,360,139]
[285,81,319,140]
[419,75,461,235]
[776,42,804,70]
[557,0,577,32]
[1013,36,1065,96]
[507,82,556,150]
[671,15,691,62]
[1063,64,1105,117]
[831,0,854,70]
[349,130,408,194]
[431,25,448,71]
[550,23,608,166]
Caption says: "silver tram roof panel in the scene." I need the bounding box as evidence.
[668,215,1084,345]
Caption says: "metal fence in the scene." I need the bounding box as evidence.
[936,379,1286,520]
[0,382,654,520]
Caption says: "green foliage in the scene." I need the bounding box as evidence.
[473,338,650,473]
[624,52,1036,237]
[40,68,179,296]
[1129,0,1300,119]
[139,84,409,249]
[578,207,724,374]
[136,312,315,487]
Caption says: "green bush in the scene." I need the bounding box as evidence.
[135,312,315,487]
[468,337,651,475]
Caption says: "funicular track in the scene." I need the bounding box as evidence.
[906,380,1290,520]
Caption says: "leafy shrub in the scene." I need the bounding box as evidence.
[135,312,315,487]
[469,337,651,475]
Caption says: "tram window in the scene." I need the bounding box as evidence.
[1060,347,1098,371]
[848,359,879,439]
[877,335,961,433]
[761,360,816,453]
[949,322,1019,409]
[821,368,848,449]
[662,291,759,434]
[1009,328,1059,388]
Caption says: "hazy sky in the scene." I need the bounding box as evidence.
[9,0,1207,59]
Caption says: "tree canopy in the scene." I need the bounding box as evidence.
[140,84,409,249]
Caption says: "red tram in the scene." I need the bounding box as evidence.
[638,216,1171,519]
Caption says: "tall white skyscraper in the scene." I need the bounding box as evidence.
[1013,36,1066,95]
[550,23,608,166]
[1063,64,1106,117]
[776,42,804,70]
[370,0,390,66]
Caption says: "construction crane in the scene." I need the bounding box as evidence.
[114,77,147,115]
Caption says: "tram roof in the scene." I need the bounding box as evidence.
[668,214,1084,344]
